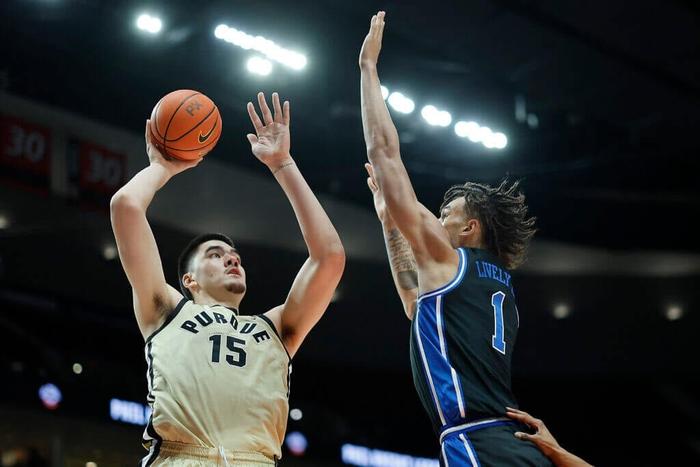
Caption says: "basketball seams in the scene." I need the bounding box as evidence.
[162,91,201,156]
[167,116,220,152]
[167,113,220,150]
[164,105,218,143]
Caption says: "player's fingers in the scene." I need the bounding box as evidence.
[247,102,264,133]
[272,92,283,124]
[258,92,274,125]
[246,133,258,146]
[506,408,541,431]
[365,164,377,188]
[366,177,378,193]
[505,410,528,423]
[283,101,290,126]
[514,432,537,443]
[506,407,532,418]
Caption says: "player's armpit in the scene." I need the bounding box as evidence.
[265,254,344,358]
[110,190,182,338]
[368,154,453,265]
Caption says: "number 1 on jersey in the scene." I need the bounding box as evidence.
[491,291,506,354]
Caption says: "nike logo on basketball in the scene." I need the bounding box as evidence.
[198,123,217,143]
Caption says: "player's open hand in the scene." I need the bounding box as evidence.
[246,92,291,168]
[506,407,561,458]
[365,162,391,224]
[145,120,202,176]
[359,11,386,69]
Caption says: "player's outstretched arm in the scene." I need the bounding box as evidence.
[365,163,417,319]
[246,92,345,357]
[359,11,453,264]
[506,407,594,467]
[110,121,199,339]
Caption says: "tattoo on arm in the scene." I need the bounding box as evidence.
[386,228,418,290]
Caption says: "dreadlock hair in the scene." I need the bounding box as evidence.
[440,178,536,270]
[177,233,235,300]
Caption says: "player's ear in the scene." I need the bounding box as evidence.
[459,218,480,239]
[183,272,198,293]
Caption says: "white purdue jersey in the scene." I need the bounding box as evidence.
[141,299,291,462]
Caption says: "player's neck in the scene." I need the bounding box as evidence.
[460,237,486,250]
[193,290,242,310]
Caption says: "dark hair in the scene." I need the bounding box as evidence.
[177,233,235,300]
[440,178,536,270]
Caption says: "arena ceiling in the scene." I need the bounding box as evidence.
[0,0,698,373]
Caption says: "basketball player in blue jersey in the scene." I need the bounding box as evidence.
[360,11,573,467]
[110,92,345,466]
[365,165,591,467]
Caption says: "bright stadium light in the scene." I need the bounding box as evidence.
[246,56,273,76]
[665,305,684,321]
[387,92,415,114]
[476,126,493,144]
[454,121,481,142]
[380,85,389,100]
[102,244,118,261]
[214,24,228,39]
[214,24,307,70]
[492,132,508,149]
[482,129,508,150]
[454,121,507,149]
[483,131,499,149]
[136,14,162,34]
[421,105,451,127]
[454,121,469,138]
[553,303,571,319]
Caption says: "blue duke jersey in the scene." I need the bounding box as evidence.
[410,247,519,433]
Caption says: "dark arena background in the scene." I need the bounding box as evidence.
[0,1,698,466]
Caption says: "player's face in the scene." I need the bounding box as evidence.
[439,197,469,248]
[194,240,247,296]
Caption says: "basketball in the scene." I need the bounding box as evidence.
[149,89,222,161]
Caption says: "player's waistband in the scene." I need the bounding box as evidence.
[159,440,277,465]
[439,417,514,445]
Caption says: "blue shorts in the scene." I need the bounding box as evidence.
[439,418,553,467]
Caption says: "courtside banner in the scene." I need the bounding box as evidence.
[0,115,51,190]
[66,138,126,207]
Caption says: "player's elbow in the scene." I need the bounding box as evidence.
[404,300,417,321]
[366,141,400,160]
[110,192,143,222]
[320,244,346,273]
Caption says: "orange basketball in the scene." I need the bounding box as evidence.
[149,89,222,161]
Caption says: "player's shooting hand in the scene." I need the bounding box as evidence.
[145,120,202,176]
[506,407,561,458]
[359,11,386,69]
[365,162,391,224]
[246,92,292,169]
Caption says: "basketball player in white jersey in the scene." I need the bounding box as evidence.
[110,92,345,466]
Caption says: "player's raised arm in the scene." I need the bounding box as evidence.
[246,92,345,358]
[110,122,200,339]
[359,12,453,264]
[365,163,418,319]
